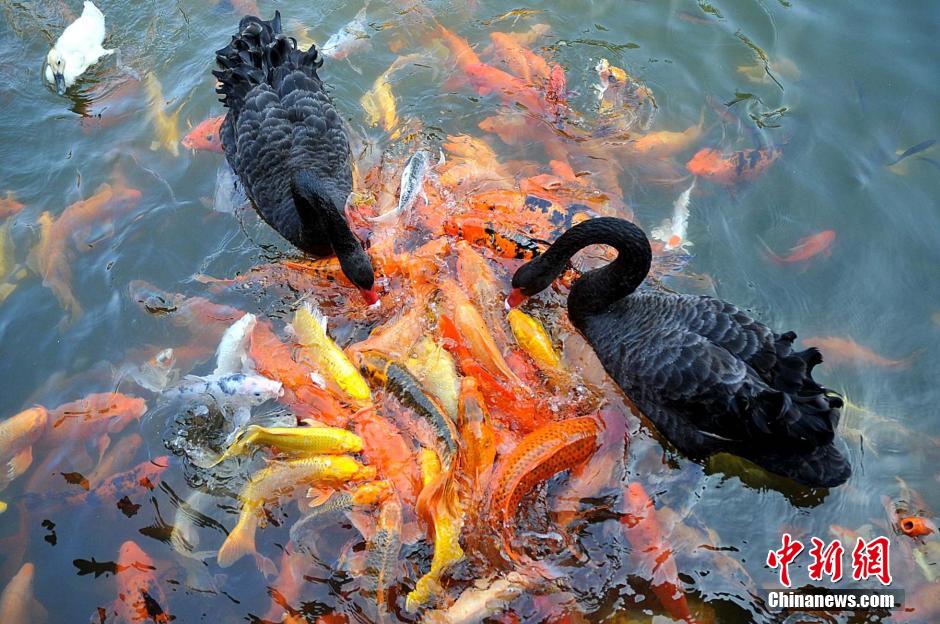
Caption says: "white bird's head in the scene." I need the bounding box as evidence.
[46,48,67,94]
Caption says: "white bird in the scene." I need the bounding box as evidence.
[44,1,113,94]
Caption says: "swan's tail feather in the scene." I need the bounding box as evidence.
[214,11,323,114]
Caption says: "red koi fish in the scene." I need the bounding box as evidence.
[352,408,421,506]
[0,192,25,219]
[488,417,600,564]
[41,392,147,457]
[181,114,225,153]
[766,230,835,264]
[621,482,695,622]
[104,541,172,623]
[687,147,779,185]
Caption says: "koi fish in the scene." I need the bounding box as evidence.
[83,456,168,506]
[406,449,465,612]
[439,134,510,190]
[737,57,800,84]
[217,456,375,570]
[444,215,543,260]
[29,183,142,321]
[766,230,835,264]
[422,572,534,624]
[359,351,459,472]
[166,313,282,435]
[42,392,146,455]
[650,179,696,252]
[455,241,513,348]
[292,303,372,406]
[489,32,550,85]
[457,377,497,505]
[262,550,306,624]
[250,321,347,425]
[87,433,142,490]
[507,308,564,372]
[441,280,521,385]
[0,563,45,624]
[144,73,181,156]
[361,57,414,133]
[321,4,371,60]
[370,149,433,224]
[352,408,421,506]
[125,347,178,393]
[0,408,47,494]
[488,417,600,563]
[621,482,694,623]
[437,25,551,116]
[211,424,363,466]
[687,147,779,185]
[290,480,391,550]
[0,192,24,219]
[0,219,21,306]
[631,112,703,157]
[405,336,460,419]
[105,540,172,624]
[181,114,225,153]
[801,336,917,369]
[361,496,403,620]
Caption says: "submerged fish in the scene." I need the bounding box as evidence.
[217,456,375,570]
[126,347,178,393]
[321,4,371,60]
[105,541,172,624]
[0,563,45,624]
[405,336,460,420]
[370,150,433,224]
[181,114,225,153]
[166,313,282,433]
[507,308,564,372]
[631,112,703,157]
[145,73,181,156]
[422,572,534,624]
[0,192,25,220]
[289,480,391,550]
[406,449,465,612]
[651,179,696,251]
[457,377,496,505]
[292,303,372,406]
[360,55,420,133]
[766,230,835,264]
[801,336,917,369]
[212,424,363,466]
[488,416,600,563]
[687,147,779,185]
[361,496,404,619]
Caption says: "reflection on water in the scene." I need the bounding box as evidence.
[1,0,939,622]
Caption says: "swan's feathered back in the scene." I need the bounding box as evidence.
[212,12,370,294]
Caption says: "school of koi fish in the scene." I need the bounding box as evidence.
[2,2,939,624]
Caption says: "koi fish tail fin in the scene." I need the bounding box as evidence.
[217,510,259,568]
[757,236,784,265]
[415,464,459,527]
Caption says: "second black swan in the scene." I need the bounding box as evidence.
[214,12,378,304]
[508,217,850,487]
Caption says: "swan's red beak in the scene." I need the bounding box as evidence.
[506,288,527,309]
[359,287,380,306]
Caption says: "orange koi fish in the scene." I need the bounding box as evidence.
[766,230,835,264]
[0,407,47,492]
[352,408,421,506]
[181,114,225,153]
[30,183,142,320]
[41,392,146,456]
[0,192,25,219]
[488,416,600,563]
[83,456,168,506]
[250,321,348,426]
[262,550,307,624]
[631,115,703,157]
[438,25,551,116]
[88,433,143,490]
[444,215,543,260]
[686,147,779,185]
[105,540,172,624]
[458,377,497,506]
[621,482,694,623]
[801,336,917,369]
[489,32,550,85]
[455,241,513,347]
[440,280,521,384]
[0,562,44,624]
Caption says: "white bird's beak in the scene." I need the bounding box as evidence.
[54,72,66,95]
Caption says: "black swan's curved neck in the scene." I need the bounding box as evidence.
[514,217,652,323]
[290,169,356,255]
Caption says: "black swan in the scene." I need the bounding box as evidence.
[214,12,378,304]
[508,217,850,487]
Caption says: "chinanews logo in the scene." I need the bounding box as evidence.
[764,533,902,611]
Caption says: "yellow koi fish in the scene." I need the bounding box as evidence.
[292,303,372,405]
[0,408,48,497]
[145,73,181,156]
[361,68,398,132]
[211,424,363,466]
[631,109,704,157]
[217,456,375,570]
[406,449,465,612]
[406,336,460,419]
[507,308,563,371]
